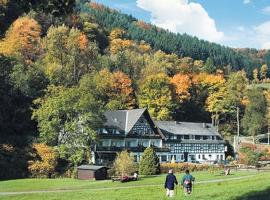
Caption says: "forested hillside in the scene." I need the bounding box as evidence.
[78,1,268,76]
[1,0,270,179]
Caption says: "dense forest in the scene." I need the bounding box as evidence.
[1,0,270,179]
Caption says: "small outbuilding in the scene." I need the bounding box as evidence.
[77,165,108,180]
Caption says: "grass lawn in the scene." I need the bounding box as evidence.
[1,170,270,200]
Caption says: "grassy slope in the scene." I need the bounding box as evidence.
[1,171,270,200]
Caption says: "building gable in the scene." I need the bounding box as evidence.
[102,108,164,138]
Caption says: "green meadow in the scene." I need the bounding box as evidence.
[1,170,270,200]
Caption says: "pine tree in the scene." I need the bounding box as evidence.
[139,147,160,175]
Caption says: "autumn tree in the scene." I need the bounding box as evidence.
[42,25,99,86]
[112,71,136,109]
[192,73,227,128]
[28,143,58,178]
[112,150,137,176]
[260,64,268,82]
[109,28,134,54]
[83,69,135,110]
[138,73,174,120]
[242,88,266,143]
[0,16,41,63]
[206,86,232,130]
[170,73,191,104]
[142,51,180,77]
[253,68,259,83]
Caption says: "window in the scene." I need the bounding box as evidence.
[181,154,184,160]
[161,155,167,162]
[102,128,108,134]
[202,154,205,159]
[220,155,224,160]
[184,135,189,139]
[198,155,201,159]
[195,135,201,140]
[217,155,219,160]
[142,141,149,147]
[126,141,131,147]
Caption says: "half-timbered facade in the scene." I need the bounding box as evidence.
[156,121,225,163]
[94,109,226,165]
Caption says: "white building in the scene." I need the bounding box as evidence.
[94,108,226,165]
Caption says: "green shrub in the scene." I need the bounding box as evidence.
[139,147,160,175]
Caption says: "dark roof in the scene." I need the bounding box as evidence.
[104,108,146,133]
[77,165,106,170]
[155,121,222,137]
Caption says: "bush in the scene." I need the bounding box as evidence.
[28,143,58,178]
[112,150,137,177]
[160,162,221,174]
[139,147,160,175]
[238,143,268,166]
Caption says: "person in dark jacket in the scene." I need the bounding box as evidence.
[164,169,178,197]
[181,169,195,196]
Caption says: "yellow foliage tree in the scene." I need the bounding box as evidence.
[253,68,259,83]
[112,150,136,177]
[28,143,58,178]
[0,16,41,63]
[192,73,225,93]
[170,74,191,103]
[260,64,268,82]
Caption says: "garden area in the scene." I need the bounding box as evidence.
[1,170,270,200]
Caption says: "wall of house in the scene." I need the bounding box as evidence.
[100,139,162,148]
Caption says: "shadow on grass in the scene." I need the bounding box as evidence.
[233,187,270,200]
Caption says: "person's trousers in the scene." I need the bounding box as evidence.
[166,189,174,197]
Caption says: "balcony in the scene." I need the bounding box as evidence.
[96,145,169,152]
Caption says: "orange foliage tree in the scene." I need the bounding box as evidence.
[170,73,192,103]
[92,69,135,110]
[112,71,135,108]
[28,143,58,178]
[0,16,41,63]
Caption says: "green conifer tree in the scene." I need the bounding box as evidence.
[139,147,160,175]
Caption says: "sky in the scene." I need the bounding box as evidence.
[93,0,270,49]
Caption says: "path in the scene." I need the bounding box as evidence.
[0,175,255,196]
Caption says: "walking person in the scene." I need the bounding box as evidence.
[164,169,178,198]
[181,169,195,196]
